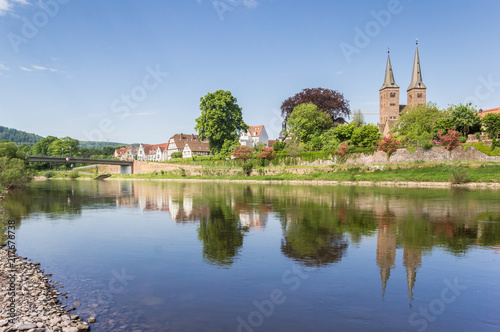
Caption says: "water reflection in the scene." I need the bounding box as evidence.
[5,180,500,292]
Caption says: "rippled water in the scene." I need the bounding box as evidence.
[5,180,500,331]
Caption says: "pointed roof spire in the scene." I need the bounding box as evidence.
[407,39,426,90]
[380,49,399,90]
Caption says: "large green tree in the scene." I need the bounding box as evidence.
[482,113,500,139]
[48,137,80,156]
[286,103,333,143]
[31,136,58,155]
[351,124,381,147]
[0,142,32,189]
[195,90,248,153]
[393,102,448,139]
[450,103,481,136]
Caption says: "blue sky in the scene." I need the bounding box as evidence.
[0,0,499,144]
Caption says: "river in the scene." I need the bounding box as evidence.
[4,180,500,331]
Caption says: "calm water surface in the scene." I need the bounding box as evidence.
[4,180,500,332]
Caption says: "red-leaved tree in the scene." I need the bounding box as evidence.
[377,134,401,156]
[259,147,276,161]
[334,142,349,158]
[232,145,254,160]
[280,88,350,124]
[432,129,461,151]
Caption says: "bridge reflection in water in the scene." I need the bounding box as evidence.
[27,156,133,174]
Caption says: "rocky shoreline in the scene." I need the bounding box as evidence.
[0,248,93,332]
[0,194,93,332]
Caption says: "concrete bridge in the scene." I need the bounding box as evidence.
[27,156,134,174]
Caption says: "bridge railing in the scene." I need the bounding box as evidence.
[27,154,121,161]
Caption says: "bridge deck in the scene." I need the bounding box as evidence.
[27,156,133,166]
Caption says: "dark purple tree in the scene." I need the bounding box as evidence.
[280,88,350,125]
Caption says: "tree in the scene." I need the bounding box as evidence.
[0,142,32,188]
[377,134,401,156]
[286,103,333,143]
[232,145,254,161]
[332,123,356,142]
[47,137,79,156]
[481,113,500,139]
[393,102,448,139]
[320,128,341,151]
[218,138,240,157]
[432,129,461,151]
[351,124,381,147]
[259,147,276,161]
[272,141,286,152]
[281,87,350,124]
[195,90,248,153]
[31,136,58,155]
[450,103,481,136]
[350,109,365,127]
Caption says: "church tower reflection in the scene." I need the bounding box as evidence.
[376,214,396,297]
[376,211,422,305]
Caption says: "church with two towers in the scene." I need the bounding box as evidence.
[378,42,427,135]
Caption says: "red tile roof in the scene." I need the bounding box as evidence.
[480,107,500,118]
[184,140,210,153]
[268,139,277,147]
[247,125,264,137]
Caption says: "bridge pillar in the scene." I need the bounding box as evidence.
[120,165,132,175]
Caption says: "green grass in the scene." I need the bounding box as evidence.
[110,163,500,184]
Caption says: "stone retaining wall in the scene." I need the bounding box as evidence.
[299,146,500,166]
[132,160,203,174]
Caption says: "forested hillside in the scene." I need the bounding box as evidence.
[0,126,43,145]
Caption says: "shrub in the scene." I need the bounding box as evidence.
[351,124,381,147]
[69,170,79,179]
[377,134,401,157]
[459,136,467,143]
[232,145,254,161]
[422,141,433,150]
[450,168,470,184]
[259,147,276,161]
[242,161,253,176]
[179,167,187,177]
[334,142,349,158]
[44,170,55,178]
[171,151,183,159]
[432,128,461,151]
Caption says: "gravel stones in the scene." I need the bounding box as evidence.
[0,248,91,331]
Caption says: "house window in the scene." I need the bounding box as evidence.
[417,93,423,98]
[390,93,396,98]
[390,103,396,106]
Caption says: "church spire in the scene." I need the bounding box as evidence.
[380,49,399,90]
[407,39,426,90]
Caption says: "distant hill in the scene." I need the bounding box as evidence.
[0,125,132,149]
[79,141,136,149]
[0,126,43,145]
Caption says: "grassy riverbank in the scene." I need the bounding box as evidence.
[38,162,500,185]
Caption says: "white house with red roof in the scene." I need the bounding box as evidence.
[239,125,269,148]
[138,143,169,162]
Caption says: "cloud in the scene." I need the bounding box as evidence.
[243,0,258,9]
[0,63,9,71]
[19,66,32,71]
[121,111,158,118]
[0,0,29,16]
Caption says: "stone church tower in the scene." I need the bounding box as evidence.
[378,42,427,135]
[407,41,426,107]
[378,50,401,135]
